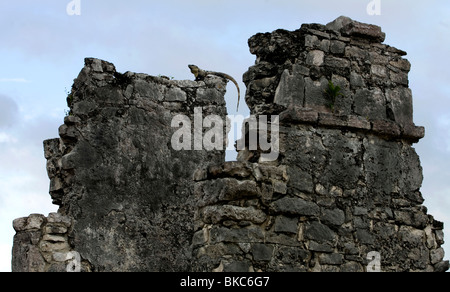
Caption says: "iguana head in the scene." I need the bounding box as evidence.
[188,64,199,77]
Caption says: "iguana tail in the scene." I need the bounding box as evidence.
[210,72,241,111]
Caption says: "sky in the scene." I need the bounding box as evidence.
[0,0,449,272]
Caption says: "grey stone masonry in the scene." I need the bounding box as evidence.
[13,57,228,272]
[12,17,448,272]
[195,16,448,272]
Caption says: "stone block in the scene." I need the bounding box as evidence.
[12,217,28,232]
[340,261,364,272]
[223,261,251,272]
[319,253,344,265]
[347,115,371,130]
[251,244,274,261]
[43,138,61,160]
[305,35,319,48]
[341,21,386,43]
[44,225,68,235]
[435,261,450,272]
[210,226,264,244]
[200,205,267,224]
[389,59,411,72]
[330,40,346,54]
[287,167,314,193]
[306,50,325,66]
[42,234,66,243]
[275,246,309,265]
[270,197,319,216]
[165,87,187,102]
[208,161,253,179]
[13,214,46,232]
[133,79,164,101]
[371,65,388,78]
[274,216,298,234]
[350,71,365,88]
[355,229,374,244]
[325,56,350,69]
[321,208,345,226]
[305,221,336,243]
[304,77,329,111]
[197,87,225,104]
[308,241,333,252]
[345,46,369,60]
[390,71,409,86]
[371,120,401,137]
[386,87,413,127]
[354,207,368,216]
[398,226,425,246]
[274,69,305,107]
[430,248,445,265]
[353,88,386,120]
[279,107,318,124]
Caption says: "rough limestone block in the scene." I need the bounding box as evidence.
[319,253,344,265]
[200,205,267,224]
[325,16,353,32]
[306,50,325,66]
[321,209,346,226]
[251,244,274,262]
[304,77,329,111]
[270,197,319,216]
[353,88,386,120]
[274,68,305,107]
[330,40,346,54]
[341,21,386,43]
[305,221,336,243]
[386,87,413,127]
[274,216,298,234]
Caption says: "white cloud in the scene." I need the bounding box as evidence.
[0,133,17,144]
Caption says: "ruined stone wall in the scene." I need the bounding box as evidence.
[12,17,448,272]
[12,58,228,272]
[192,17,448,272]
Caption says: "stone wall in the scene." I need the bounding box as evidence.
[12,58,228,272]
[12,17,448,272]
[12,213,74,272]
[192,16,448,272]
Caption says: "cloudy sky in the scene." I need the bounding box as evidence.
[0,0,449,272]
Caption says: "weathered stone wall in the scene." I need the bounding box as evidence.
[192,17,448,272]
[12,17,448,272]
[12,213,73,272]
[12,58,228,272]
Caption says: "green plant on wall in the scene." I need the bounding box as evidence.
[324,80,343,113]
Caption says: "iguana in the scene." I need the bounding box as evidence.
[188,64,241,111]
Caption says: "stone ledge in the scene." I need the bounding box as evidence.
[326,16,386,43]
[279,106,424,142]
